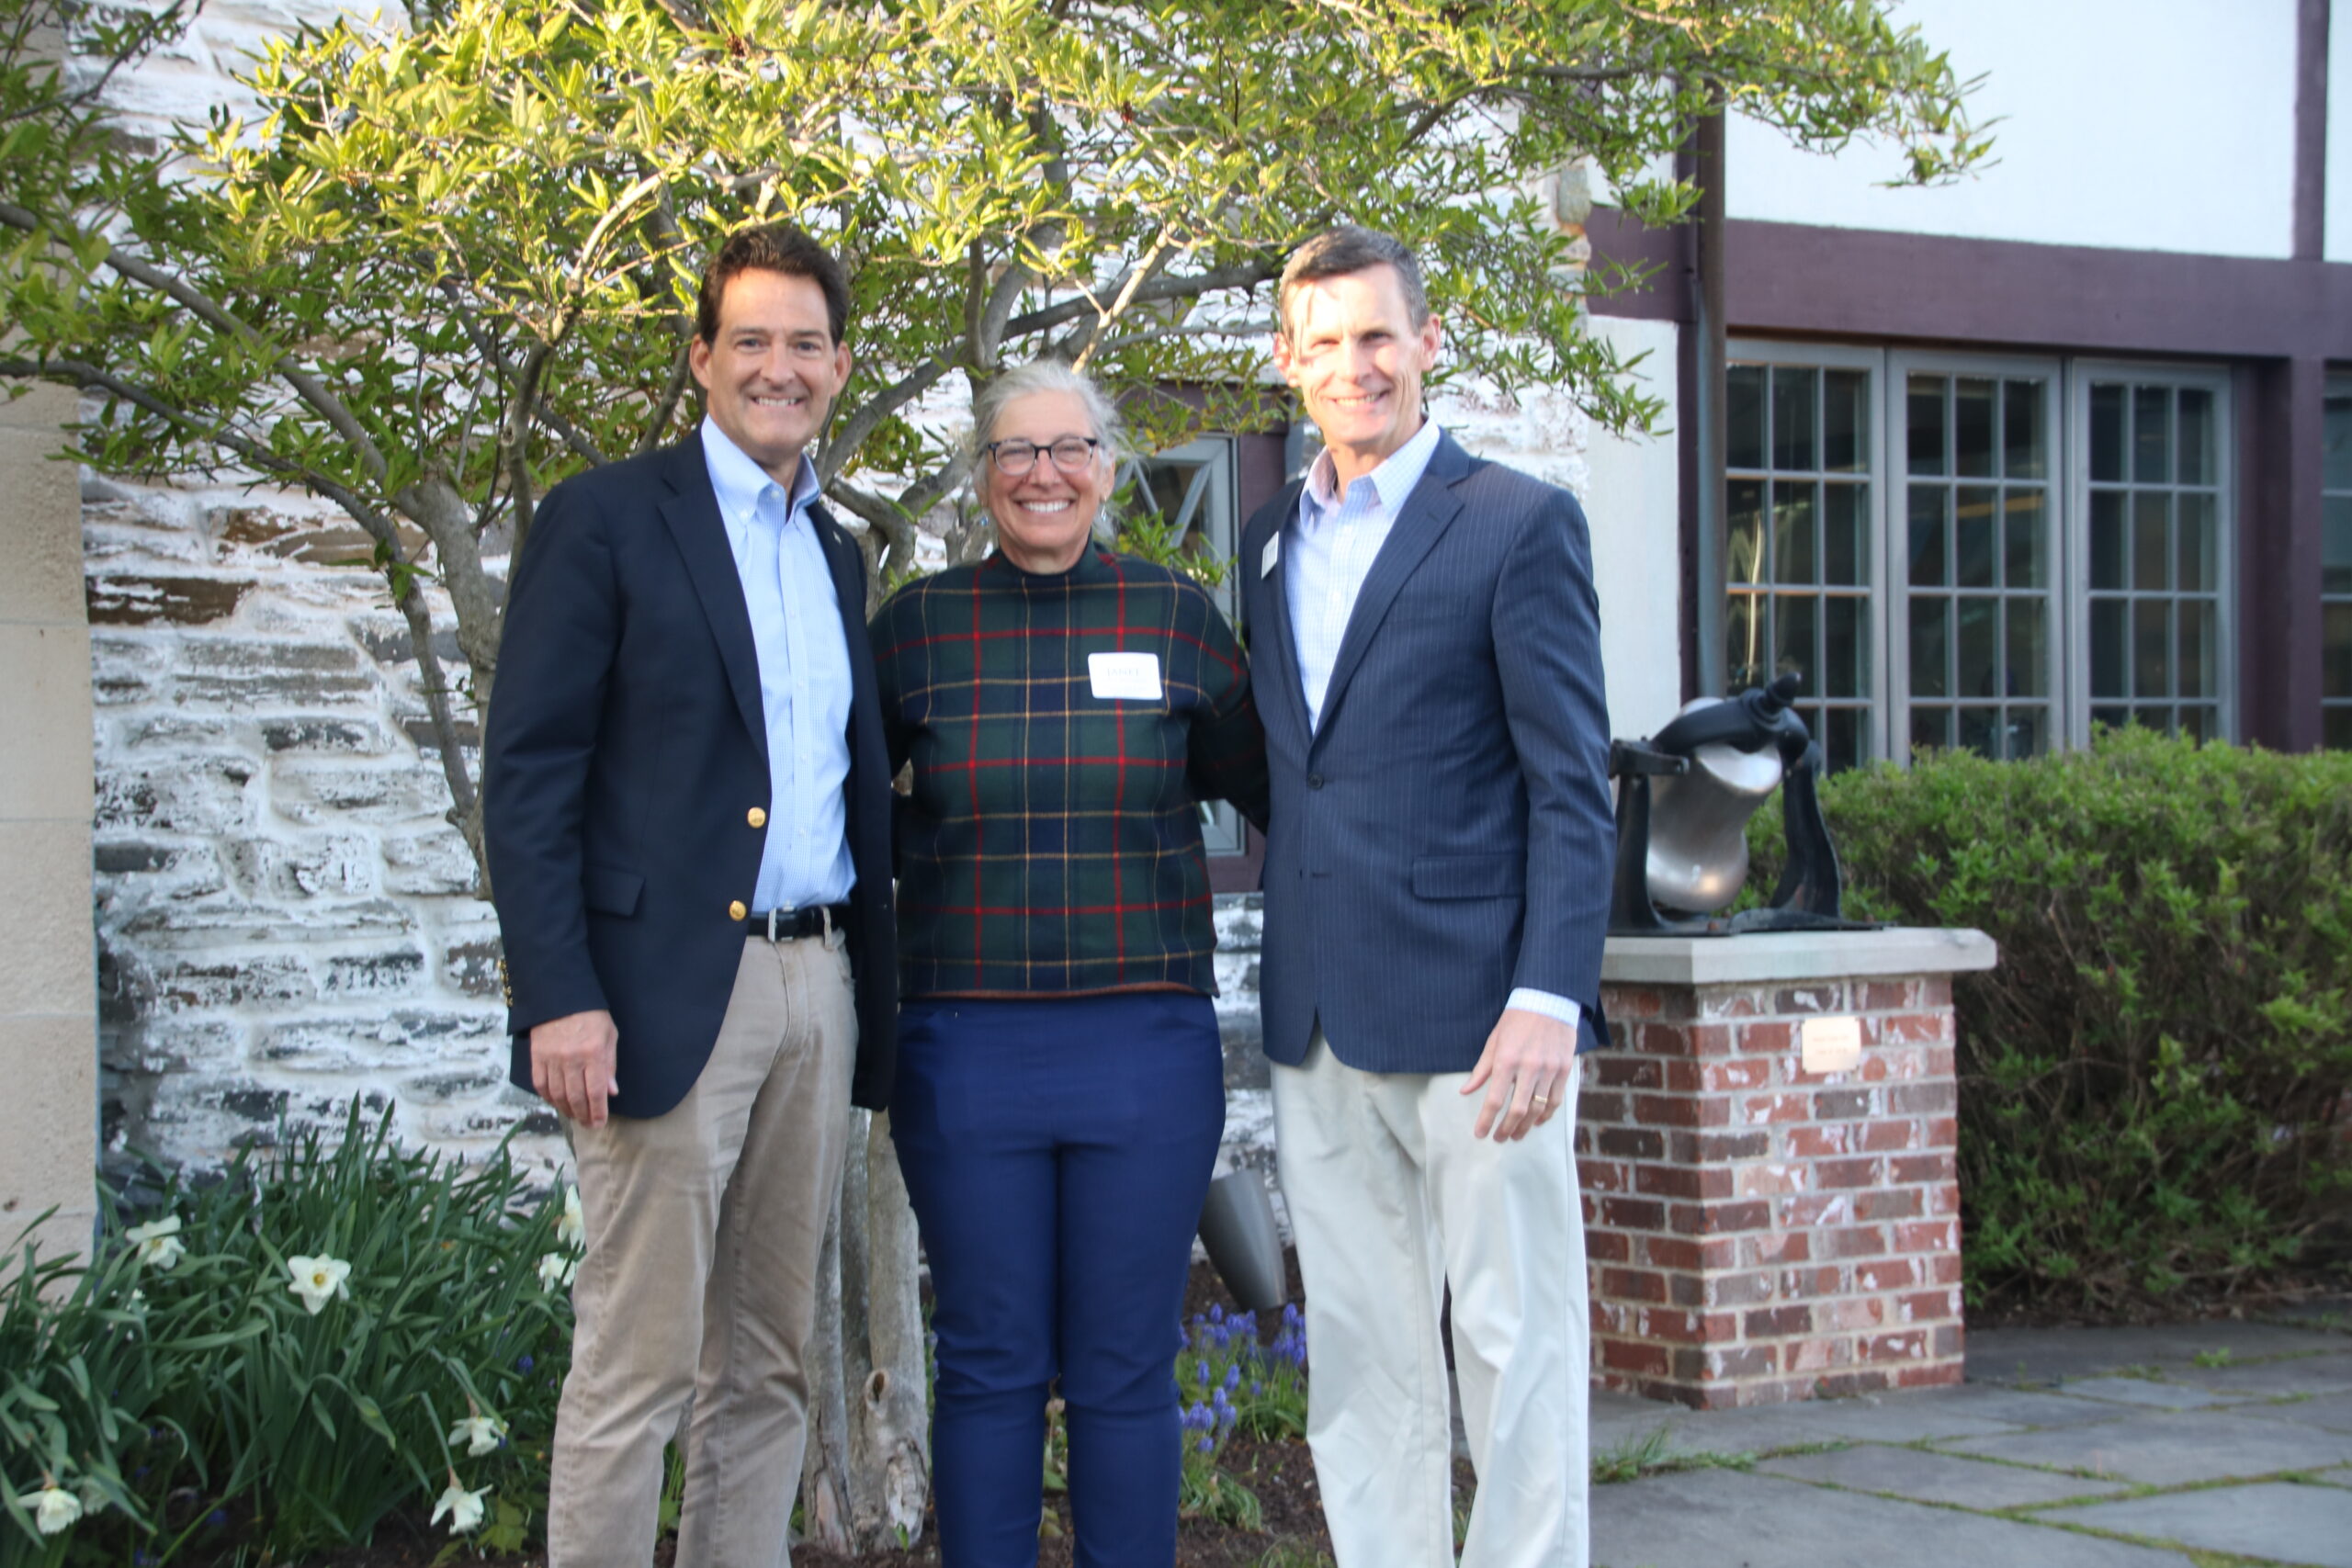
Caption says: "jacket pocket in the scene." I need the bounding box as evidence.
[583,863,645,917]
[1410,853,1521,901]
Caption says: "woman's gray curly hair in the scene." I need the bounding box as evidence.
[969,359,1126,540]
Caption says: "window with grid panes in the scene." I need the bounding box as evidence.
[1901,370,2057,761]
[2084,378,2225,739]
[1723,361,1873,771]
[2325,376,2352,749]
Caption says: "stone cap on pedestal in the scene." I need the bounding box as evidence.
[1601,928,1997,988]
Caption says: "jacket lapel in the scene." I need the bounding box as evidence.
[1252,482,1317,750]
[659,433,769,761]
[1312,432,1471,746]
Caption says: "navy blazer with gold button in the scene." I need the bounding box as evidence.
[482,432,897,1118]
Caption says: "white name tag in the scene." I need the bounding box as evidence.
[1261,533,1281,578]
[1088,651,1163,701]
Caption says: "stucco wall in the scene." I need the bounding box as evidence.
[1728,0,2300,259]
[0,383,98,1263]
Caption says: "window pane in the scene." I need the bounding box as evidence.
[2092,704,2129,731]
[2179,600,2214,698]
[1778,594,1817,688]
[2324,604,2352,699]
[1954,378,1996,478]
[2003,379,2046,479]
[1957,705,1998,759]
[1824,370,1867,473]
[1908,486,1948,586]
[2135,705,2173,734]
[2005,491,2047,589]
[2133,491,2170,592]
[1727,365,1766,471]
[1823,482,1866,586]
[1774,367,1819,473]
[2180,705,2216,742]
[1910,595,1950,697]
[2325,388,2352,492]
[1726,592,1764,690]
[2134,599,2171,698]
[1822,594,1864,697]
[1823,707,1862,773]
[1957,596,1997,698]
[1955,487,1996,588]
[2007,705,2047,760]
[1728,479,1765,583]
[2177,388,2214,486]
[2091,384,2126,483]
[2090,491,2128,590]
[2328,706,2352,750]
[2091,599,2128,697]
[1911,706,1950,756]
[1908,376,1947,477]
[2324,494,2352,596]
[1774,482,1818,585]
[2132,386,2170,484]
[2006,598,2048,697]
[2177,492,2215,593]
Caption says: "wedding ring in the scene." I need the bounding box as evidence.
[1531,1093,1550,1109]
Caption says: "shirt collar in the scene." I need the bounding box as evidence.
[701,414,820,530]
[1300,416,1445,523]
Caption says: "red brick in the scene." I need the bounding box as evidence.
[1877,1012,1945,1044]
[1826,1296,1885,1331]
[1788,1124,1851,1159]
[1921,978,1951,1008]
[1819,1224,1890,1259]
[1663,1059,1710,1094]
[1600,1267,1668,1303]
[1697,988,1763,1020]
[1744,1304,1814,1337]
[1775,985,1846,1014]
[1743,1092,1811,1125]
[1595,1055,1662,1089]
[1641,1235,1704,1271]
[1898,1289,1962,1323]
[1579,1090,1627,1122]
[1924,1115,1960,1148]
[1675,1200,1771,1235]
[1857,1258,1926,1291]
[1779,1193,1855,1228]
[1814,1156,1884,1190]
[1927,1185,1962,1216]
[1862,1330,1930,1361]
[1862,1118,1923,1153]
[1608,987,1665,1020]
[1925,1044,1956,1077]
[1859,981,1917,1011]
[1581,1158,1629,1193]
[1694,1130,1771,1161]
[1812,1369,1894,1399]
[1780,1265,1845,1296]
[1890,1153,1957,1183]
[1632,1093,1702,1128]
[1890,1082,1956,1115]
[1704,1057,1772,1091]
[1703,1344,1779,1379]
[1736,1162,1808,1198]
[1932,1324,1965,1359]
[1704,1269,1777,1307]
[1787,1335,1853,1372]
[1586,1228,1630,1262]
[1895,1362,1965,1389]
[1896,1220,1960,1254]
[1743,1231,1810,1266]
[1595,1126,1665,1160]
[1856,1188,1924,1221]
[1685,1023,1735,1055]
[1638,1164,1735,1201]
[1928,1253,1964,1284]
[1598,1196,1667,1231]
[1599,1337,1670,1376]
[1736,1021,1794,1056]
[1812,1088,1872,1119]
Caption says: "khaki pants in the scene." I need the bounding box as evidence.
[1272,1030,1589,1568]
[548,933,856,1568]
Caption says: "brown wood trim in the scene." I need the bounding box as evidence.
[2235,357,2328,750]
[2296,0,2331,262]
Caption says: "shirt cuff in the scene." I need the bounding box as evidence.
[1505,987,1582,1035]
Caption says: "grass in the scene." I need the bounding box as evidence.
[1589,1426,1759,1484]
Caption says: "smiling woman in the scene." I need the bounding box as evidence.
[971,363,1124,572]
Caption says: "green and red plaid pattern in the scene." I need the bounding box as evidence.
[870,547,1269,998]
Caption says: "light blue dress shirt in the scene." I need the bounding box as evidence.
[1287,419,1580,1037]
[701,416,856,912]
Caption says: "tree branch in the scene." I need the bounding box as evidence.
[435,276,606,467]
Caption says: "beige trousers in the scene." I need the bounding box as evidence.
[548,933,856,1568]
[1272,1031,1589,1568]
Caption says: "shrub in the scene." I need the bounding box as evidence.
[1755,728,2352,1314]
[0,1104,577,1565]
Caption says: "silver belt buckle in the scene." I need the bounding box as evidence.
[765,908,784,942]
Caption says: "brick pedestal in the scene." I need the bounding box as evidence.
[1579,929,1996,1408]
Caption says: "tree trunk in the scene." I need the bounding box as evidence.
[799,1111,931,1553]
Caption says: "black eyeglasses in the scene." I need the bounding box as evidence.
[982,436,1102,476]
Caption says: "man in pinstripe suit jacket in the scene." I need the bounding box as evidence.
[1239,226,1616,1568]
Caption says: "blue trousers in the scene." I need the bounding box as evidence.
[890,992,1226,1568]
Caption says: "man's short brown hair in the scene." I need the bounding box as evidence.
[1276,226,1431,342]
[695,223,851,347]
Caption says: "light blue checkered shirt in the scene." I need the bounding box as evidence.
[702,416,856,913]
[1287,419,1579,1037]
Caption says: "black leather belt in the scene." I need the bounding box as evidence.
[745,904,851,941]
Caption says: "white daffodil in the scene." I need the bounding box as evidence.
[126,1213,186,1271]
[19,1486,81,1536]
[429,1475,490,1534]
[555,1185,585,1250]
[536,1251,576,1292]
[448,1411,507,1457]
[286,1253,352,1314]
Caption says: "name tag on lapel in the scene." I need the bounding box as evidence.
[1089,651,1163,701]
[1261,533,1280,578]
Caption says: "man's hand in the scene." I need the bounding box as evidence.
[1462,1008,1577,1143]
[532,1010,619,1128]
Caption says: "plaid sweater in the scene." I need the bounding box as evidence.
[869,547,1269,998]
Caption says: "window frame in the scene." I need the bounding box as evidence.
[2322,370,2352,748]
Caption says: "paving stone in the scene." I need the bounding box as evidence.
[2239,1391,2352,1436]
[1591,1466,2193,1568]
[1942,1384,2149,1428]
[1938,1408,2352,1487]
[1969,1321,2349,1384]
[2041,1480,2352,1568]
[1758,1443,2135,1509]
[2172,1350,2352,1398]
[2058,1376,2249,1411]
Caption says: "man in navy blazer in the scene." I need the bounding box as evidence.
[483,224,895,1568]
[1240,227,1614,1568]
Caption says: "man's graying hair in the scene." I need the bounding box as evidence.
[1277,226,1432,341]
[968,360,1126,540]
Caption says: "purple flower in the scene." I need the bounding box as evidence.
[516,1354,535,1372]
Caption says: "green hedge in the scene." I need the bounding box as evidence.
[1754,728,2352,1314]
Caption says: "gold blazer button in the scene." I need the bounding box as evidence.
[728,899,748,922]
[748,807,767,829]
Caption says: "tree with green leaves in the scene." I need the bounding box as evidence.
[1,0,1983,1550]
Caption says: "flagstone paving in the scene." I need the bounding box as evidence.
[1589,1301,2352,1568]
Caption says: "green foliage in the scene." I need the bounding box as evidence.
[0,1104,578,1565]
[1750,728,2352,1314]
